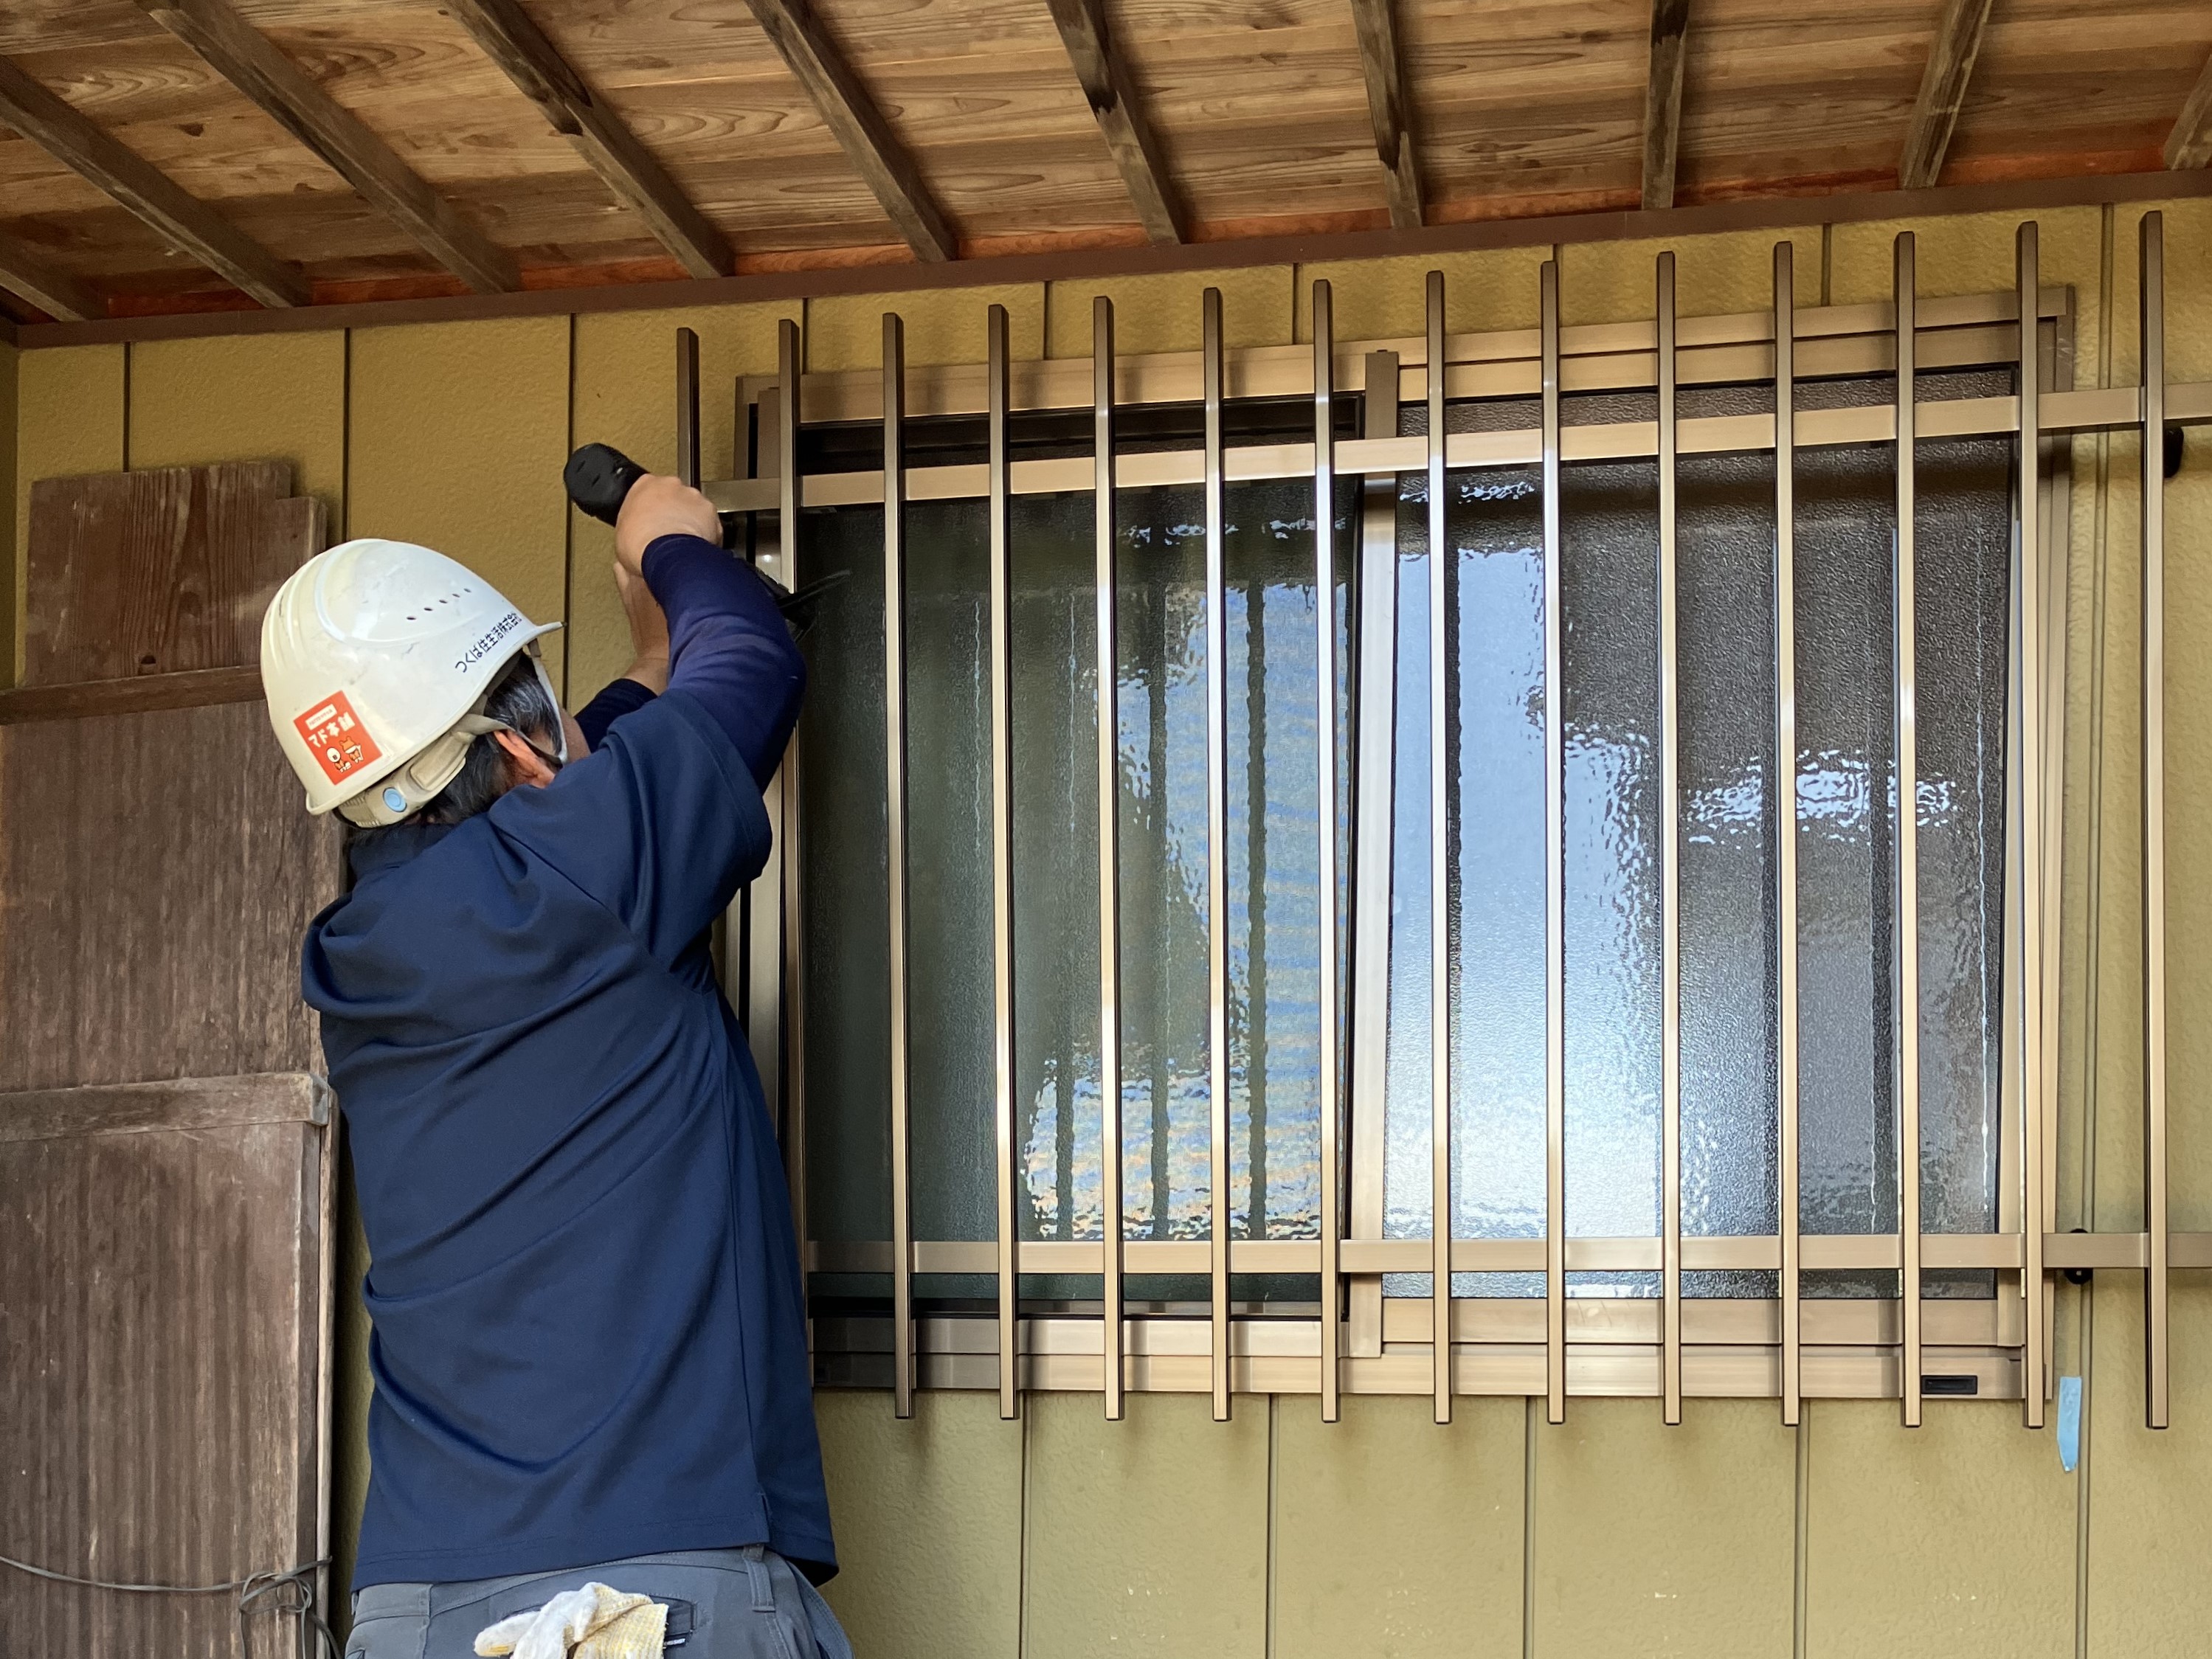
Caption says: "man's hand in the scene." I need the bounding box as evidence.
[614,558,671,695]
[613,473,720,576]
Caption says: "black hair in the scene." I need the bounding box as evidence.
[342,651,559,850]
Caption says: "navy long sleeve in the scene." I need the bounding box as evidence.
[574,674,658,753]
[640,533,806,786]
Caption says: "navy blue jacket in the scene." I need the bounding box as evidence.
[306,542,829,1591]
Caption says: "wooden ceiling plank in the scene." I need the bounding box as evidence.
[442,0,735,280]
[739,0,958,263]
[1898,0,1994,191]
[1641,0,1690,210]
[2168,49,2212,168]
[1347,0,1423,231]
[0,224,102,322]
[130,0,521,293]
[1044,0,1186,245]
[0,55,308,308]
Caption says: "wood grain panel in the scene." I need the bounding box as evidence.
[0,699,339,1092]
[24,462,320,684]
[0,1085,330,1658]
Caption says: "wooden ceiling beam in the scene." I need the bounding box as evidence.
[1641,0,1690,210]
[1348,0,1423,231]
[0,55,308,309]
[0,225,103,323]
[443,0,734,280]
[739,0,956,263]
[131,0,519,293]
[2166,49,2212,169]
[1045,0,1186,245]
[1898,0,1993,191]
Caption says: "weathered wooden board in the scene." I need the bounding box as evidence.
[22,460,322,687]
[0,1073,333,1659]
[1,0,2210,305]
[0,698,339,1092]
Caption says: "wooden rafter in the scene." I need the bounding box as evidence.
[1045,0,1186,245]
[1898,0,1993,190]
[1348,0,1423,231]
[443,0,734,280]
[131,0,520,293]
[0,55,308,309]
[0,224,103,322]
[2167,49,2212,168]
[1641,0,1691,210]
[740,0,957,263]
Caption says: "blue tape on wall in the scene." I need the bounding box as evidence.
[2058,1374,2082,1472]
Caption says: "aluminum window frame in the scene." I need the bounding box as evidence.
[721,219,2202,1424]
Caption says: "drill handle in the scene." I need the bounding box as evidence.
[563,442,649,527]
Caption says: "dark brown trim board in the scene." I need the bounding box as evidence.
[0,1071,331,1143]
[0,665,266,724]
[17,167,2212,350]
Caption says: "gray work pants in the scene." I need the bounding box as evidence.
[345,1545,853,1659]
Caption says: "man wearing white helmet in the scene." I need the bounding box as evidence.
[265,477,846,1658]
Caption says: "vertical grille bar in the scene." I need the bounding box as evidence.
[777,316,809,1269]
[882,314,915,1419]
[1203,286,1232,1422]
[1313,281,1344,1424]
[1425,269,1453,1424]
[1093,296,1127,1419]
[986,305,1020,1420]
[2140,209,2170,1432]
[1656,251,1684,1427]
[677,326,701,487]
[1774,240,1803,1429]
[1348,349,1402,1365]
[2014,224,2047,1432]
[1893,232,1925,1430]
[1541,258,1568,1427]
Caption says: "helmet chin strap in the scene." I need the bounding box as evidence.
[336,648,566,828]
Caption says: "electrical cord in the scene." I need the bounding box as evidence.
[0,1550,339,1659]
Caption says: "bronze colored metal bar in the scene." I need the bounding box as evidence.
[1313,280,1345,1423]
[1774,239,1803,1430]
[1894,232,1925,1429]
[987,303,1021,1420]
[677,326,702,488]
[1094,295,1128,1419]
[777,316,810,1262]
[2014,222,2047,1432]
[1203,286,1233,1421]
[1425,269,1453,1424]
[1348,349,1402,1365]
[2140,209,2170,1432]
[1656,250,1684,1427]
[882,313,916,1419]
[1541,257,1568,1427]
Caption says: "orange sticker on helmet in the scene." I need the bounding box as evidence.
[294,692,383,786]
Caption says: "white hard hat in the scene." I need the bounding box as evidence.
[260,538,560,825]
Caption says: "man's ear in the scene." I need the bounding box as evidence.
[491,728,558,789]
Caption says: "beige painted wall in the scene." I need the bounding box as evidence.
[5,195,2208,1656]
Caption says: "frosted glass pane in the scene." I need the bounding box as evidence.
[799,474,1354,1286]
[1383,372,2011,1300]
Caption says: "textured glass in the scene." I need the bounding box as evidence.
[1383,372,2011,1300]
[799,476,1354,1291]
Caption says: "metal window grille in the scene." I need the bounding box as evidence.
[699,217,2204,1429]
